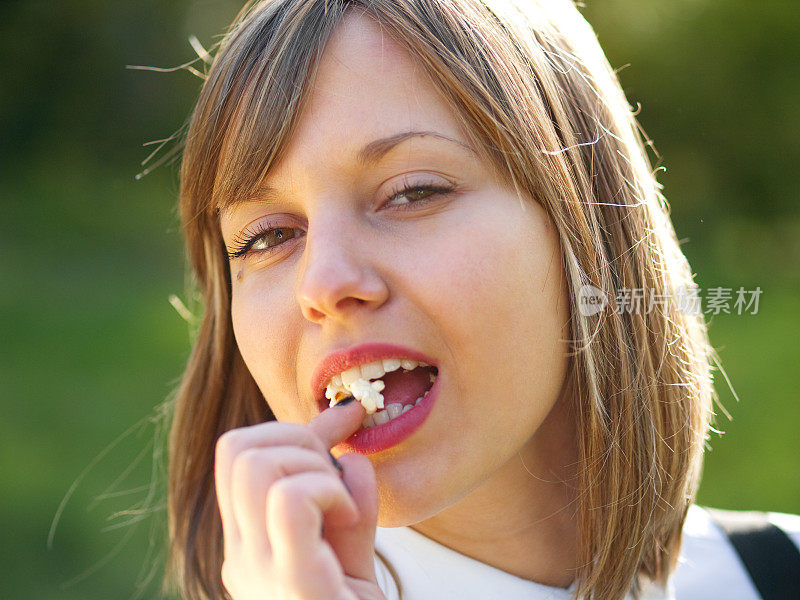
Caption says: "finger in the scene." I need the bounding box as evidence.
[267,471,360,578]
[215,421,333,547]
[306,398,366,449]
[230,446,338,557]
[215,432,244,550]
[215,403,364,549]
[323,452,380,582]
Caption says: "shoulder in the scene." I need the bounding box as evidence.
[671,503,800,600]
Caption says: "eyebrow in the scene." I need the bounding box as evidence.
[356,130,477,165]
[220,130,477,212]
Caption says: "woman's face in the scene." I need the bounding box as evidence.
[219,10,573,526]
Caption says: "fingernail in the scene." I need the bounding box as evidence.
[334,396,356,407]
[328,450,344,473]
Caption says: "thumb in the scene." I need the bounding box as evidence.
[323,451,379,582]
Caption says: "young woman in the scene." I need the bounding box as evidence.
[165,1,800,599]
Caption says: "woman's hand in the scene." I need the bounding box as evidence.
[215,399,386,600]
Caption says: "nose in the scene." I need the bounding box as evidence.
[296,213,389,324]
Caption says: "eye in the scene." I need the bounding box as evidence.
[383,180,456,210]
[227,222,304,260]
[227,179,456,260]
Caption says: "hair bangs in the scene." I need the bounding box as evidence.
[207,0,351,215]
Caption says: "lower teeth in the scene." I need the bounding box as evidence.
[361,392,428,429]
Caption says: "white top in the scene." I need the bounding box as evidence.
[372,504,800,599]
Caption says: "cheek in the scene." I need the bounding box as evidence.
[431,202,564,328]
[412,201,569,411]
[230,275,298,409]
[231,280,267,360]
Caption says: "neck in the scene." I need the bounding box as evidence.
[410,391,580,589]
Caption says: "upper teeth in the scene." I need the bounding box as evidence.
[325,358,434,414]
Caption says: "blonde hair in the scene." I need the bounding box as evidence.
[168,1,719,598]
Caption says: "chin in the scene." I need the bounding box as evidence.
[375,479,449,528]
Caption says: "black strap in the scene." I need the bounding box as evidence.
[704,506,800,600]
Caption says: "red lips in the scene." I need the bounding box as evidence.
[311,342,438,412]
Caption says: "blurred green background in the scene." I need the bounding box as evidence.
[1,0,798,598]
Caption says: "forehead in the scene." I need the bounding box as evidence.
[264,10,468,182]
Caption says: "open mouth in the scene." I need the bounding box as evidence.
[323,360,439,430]
[358,364,438,429]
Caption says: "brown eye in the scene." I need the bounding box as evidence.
[251,227,299,251]
[227,225,304,260]
[384,183,455,209]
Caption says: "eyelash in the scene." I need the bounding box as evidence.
[226,181,456,260]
